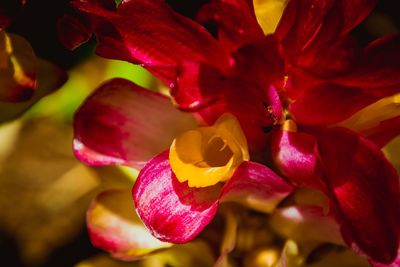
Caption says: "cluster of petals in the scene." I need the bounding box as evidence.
[69,0,400,265]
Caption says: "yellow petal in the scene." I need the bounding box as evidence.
[337,93,400,132]
[253,0,288,34]
[169,114,249,188]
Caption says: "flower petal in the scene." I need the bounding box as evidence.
[271,129,323,189]
[276,0,376,63]
[254,0,288,35]
[173,37,284,159]
[337,93,400,147]
[71,0,229,83]
[0,32,36,102]
[87,189,171,260]
[57,14,92,51]
[132,151,221,243]
[74,78,197,169]
[334,35,400,95]
[270,205,343,244]
[314,127,400,264]
[197,0,263,51]
[220,161,293,213]
[289,83,377,125]
[0,58,67,123]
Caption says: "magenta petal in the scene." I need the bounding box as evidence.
[271,130,323,189]
[315,127,400,263]
[57,14,92,51]
[220,161,293,213]
[334,35,400,97]
[133,151,221,243]
[197,0,263,51]
[276,0,376,63]
[72,0,229,83]
[290,83,377,125]
[74,78,196,169]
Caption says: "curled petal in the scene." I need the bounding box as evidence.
[74,78,196,169]
[133,152,291,243]
[271,129,323,189]
[315,127,400,263]
[133,151,221,243]
[87,190,171,260]
[0,32,36,102]
[221,161,293,213]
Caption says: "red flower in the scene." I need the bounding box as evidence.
[71,0,400,264]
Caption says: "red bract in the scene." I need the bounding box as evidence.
[71,0,400,264]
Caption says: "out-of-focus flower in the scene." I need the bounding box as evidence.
[68,0,400,264]
[0,2,67,122]
[0,117,99,265]
[75,240,215,267]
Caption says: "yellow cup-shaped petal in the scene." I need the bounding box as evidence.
[169,114,249,188]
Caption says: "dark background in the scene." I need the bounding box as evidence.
[1,0,399,266]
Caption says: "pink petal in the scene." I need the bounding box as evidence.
[289,83,377,125]
[271,129,323,189]
[221,161,293,213]
[87,190,171,260]
[71,0,229,83]
[197,0,263,51]
[74,78,196,169]
[133,152,292,243]
[315,127,400,264]
[132,151,221,243]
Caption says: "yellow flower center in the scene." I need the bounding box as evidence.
[169,114,249,188]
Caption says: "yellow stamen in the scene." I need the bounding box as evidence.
[169,114,249,188]
[282,119,297,132]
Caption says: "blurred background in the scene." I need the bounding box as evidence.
[1,0,399,266]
